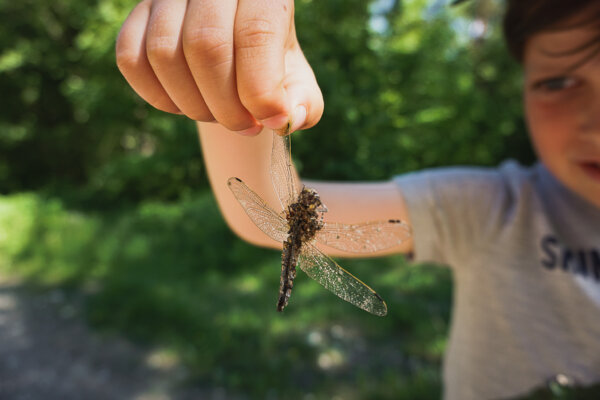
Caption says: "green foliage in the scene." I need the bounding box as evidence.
[1,0,533,200]
[0,192,451,398]
[293,0,533,181]
[0,0,203,200]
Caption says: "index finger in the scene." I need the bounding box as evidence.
[234,0,294,125]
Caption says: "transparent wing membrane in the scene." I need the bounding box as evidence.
[227,177,289,243]
[316,219,411,253]
[298,242,388,316]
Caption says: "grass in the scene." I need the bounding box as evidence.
[0,191,452,399]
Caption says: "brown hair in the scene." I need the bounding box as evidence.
[502,0,600,64]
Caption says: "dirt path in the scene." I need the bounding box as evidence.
[0,276,233,400]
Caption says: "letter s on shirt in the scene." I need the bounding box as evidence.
[541,235,559,269]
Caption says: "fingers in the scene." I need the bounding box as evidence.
[116,0,324,134]
[116,0,180,114]
[183,0,260,132]
[145,0,213,120]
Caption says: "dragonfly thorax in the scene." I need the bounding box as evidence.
[285,187,324,246]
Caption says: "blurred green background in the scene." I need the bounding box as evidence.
[0,0,534,398]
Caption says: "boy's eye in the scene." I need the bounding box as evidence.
[532,76,578,92]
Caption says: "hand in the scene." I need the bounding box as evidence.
[115,0,323,135]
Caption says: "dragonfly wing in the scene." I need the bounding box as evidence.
[227,177,288,243]
[315,220,411,253]
[298,242,387,316]
[271,130,300,209]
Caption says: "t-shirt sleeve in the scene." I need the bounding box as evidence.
[394,165,513,268]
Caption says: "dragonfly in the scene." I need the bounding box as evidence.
[227,128,411,316]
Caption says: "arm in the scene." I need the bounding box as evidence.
[116,0,413,256]
[199,122,414,257]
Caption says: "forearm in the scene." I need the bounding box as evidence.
[198,121,413,256]
[198,122,283,249]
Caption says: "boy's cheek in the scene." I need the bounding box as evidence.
[526,99,572,165]
[526,94,572,133]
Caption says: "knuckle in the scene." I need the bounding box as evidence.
[115,35,140,74]
[234,18,277,51]
[146,36,178,63]
[182,26,232,67]
[115,49,138,75]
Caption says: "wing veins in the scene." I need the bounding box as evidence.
[315,220,411,253]
[298,242,387,316]
[227,177,288,243]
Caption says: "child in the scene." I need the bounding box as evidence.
[116,0,600,398]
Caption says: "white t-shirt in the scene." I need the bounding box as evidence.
[395,161,600,400]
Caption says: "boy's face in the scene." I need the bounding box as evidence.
[523,22,600,208]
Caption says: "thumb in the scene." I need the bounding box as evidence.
[284,47,324,133]
[234,0,322,132]
[234,0,294,123]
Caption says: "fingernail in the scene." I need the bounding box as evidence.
[237,125,263,136]
[260,113,289,130]
[290,105,307,132]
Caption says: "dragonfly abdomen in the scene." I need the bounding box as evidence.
[277,238,300,312]
[277,188,325,312]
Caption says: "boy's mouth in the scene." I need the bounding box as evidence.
[579,161,600,182]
